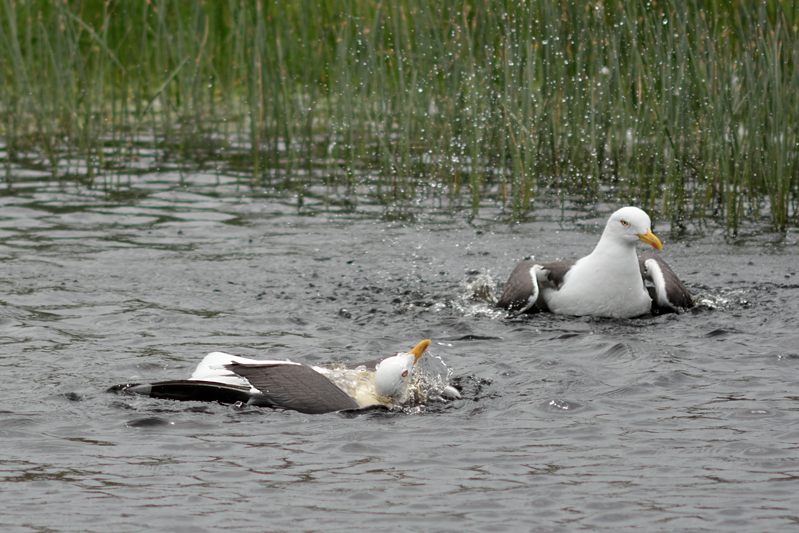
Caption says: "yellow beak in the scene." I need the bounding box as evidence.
[410,339,431,363]
[638,230,663,250]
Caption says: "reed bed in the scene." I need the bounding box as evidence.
[1,0,797,231]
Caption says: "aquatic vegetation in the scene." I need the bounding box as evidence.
[1,1,797,231]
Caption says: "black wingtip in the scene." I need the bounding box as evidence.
[109,380,253,405]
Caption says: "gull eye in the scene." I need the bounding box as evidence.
[401,370,409,378]
[620,219,630,228]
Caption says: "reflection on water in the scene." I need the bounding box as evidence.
[1,167,799,531]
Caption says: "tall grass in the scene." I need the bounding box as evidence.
[0,1,796,231]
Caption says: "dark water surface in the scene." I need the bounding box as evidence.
[1,171,799,532]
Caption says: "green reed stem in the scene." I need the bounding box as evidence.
[0,0,796,231]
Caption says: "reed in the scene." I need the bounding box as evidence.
[0,0,796,231]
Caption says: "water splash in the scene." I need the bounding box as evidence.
[409,353,461,405]
[317,354,461,412]
[694,287,752,311]
[316,364,376,402]
[448,271,506,319]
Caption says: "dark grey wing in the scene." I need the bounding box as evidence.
[497,258,576,314]
[497,259,542,313]
[109,380,254,405]
[539,260,575,289]
[639,251,693,313]
[226,363,359,414]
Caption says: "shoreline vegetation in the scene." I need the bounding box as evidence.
[1,1,797,231]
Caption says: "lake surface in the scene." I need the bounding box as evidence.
[1,169,798,532]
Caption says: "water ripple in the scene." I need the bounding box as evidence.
[1,175,798,531]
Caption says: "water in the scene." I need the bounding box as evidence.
[1,170,799,532]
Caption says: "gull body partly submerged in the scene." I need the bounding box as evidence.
[112,340,460,414]
[497,206,693,318]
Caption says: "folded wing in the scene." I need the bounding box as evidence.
[497,258,574,314]
[639,251,693,313]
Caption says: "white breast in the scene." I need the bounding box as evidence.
[543,251,651,318]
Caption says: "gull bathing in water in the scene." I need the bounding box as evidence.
[111,340,460,414]
[497,206,693,318]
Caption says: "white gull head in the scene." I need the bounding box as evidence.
[374,339,430,401]
[600,206,663,251]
